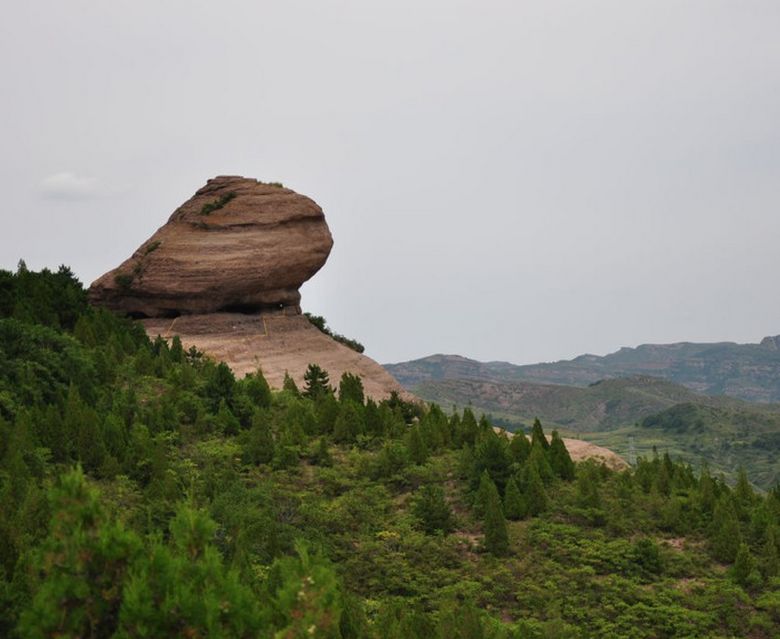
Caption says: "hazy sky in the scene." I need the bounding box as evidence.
[2,1,779,365]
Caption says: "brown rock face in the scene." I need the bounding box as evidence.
[88,176,333,317]
[89,175,412,401]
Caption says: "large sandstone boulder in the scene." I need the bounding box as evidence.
[88,176,333,317]
[89,175,413,401]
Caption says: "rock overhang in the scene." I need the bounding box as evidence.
[88,176,333,317]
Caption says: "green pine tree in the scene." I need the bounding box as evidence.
[311,436,333,467]
[18,468,142,638]
[528,441,555,484]
[215,398,240,436]
[509,432,531,464]
[731,542,756,588]
[503,477,526,520]
[338,372,365,405]
[283,371,300,396]
[303,363,331,399]
[413,484,454,535]
[118,505,263,636]
[334,401,364,444]
[549,430,575,481]
[407,424,429,466]
[711,496,742,563]
[245,369,272,408]
[525,464,549,517]
[473,470,493,519]
[241,409,275,465]
[482,475,509,556]
[759,526,779,580]
[531,418,549,451]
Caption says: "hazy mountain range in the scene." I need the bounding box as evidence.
[386,334,780,403]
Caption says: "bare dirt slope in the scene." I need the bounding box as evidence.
[143,310,413,401]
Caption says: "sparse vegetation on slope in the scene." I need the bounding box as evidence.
[305,312,365,353]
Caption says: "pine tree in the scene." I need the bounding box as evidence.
[509,431,531,464]
[531,418,549,451]
[473,470,493,519]
[18,468,142,638]
[413,484,454,534]
[241,409,275,465]
[364,398,383,437]
[282,371,300,396]
[245,369,272,408]
[576,466,602,510]
[548,430,575,481]
[528,440,555,484]
[525,464,549,517]
[273,424,300,470]
[303,363,331,399]
[459,408,479,447]
[504,477,526,520]
[731,542,755,588]
[215,398,240,436]
[315,391,340,435]
[170,334,185,363]
[311,436,333,467]
[734,467,754,520]
[407,424,429,465]
[204,361,235,412]
[759,526,780,580]
[697,465,717,517]
[334,401,364,444]
[472,430,511,493]
[338,372,365,405]
[711,496,742,563]
[118,505,263,636]
[482,475,509,556]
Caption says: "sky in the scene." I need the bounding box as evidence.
[2,1,779,365]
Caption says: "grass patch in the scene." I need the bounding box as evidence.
[143,241,161,256]
[199,191,236,216]
[113,273,134,291]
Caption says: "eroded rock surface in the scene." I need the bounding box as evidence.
[88,176,333,317]
[90,176,411,400]
[142,311,414,401]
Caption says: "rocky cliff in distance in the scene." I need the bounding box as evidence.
[89,176,410,401]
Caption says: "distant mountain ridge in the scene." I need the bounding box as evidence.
[385,334,780,403]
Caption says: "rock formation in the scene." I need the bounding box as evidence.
[89,176,333,317]
[89,176,411,400]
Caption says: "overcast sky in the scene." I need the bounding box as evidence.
[2,1,779,365]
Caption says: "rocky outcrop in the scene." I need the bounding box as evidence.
[88,176,333,317]
[89,176,411,401]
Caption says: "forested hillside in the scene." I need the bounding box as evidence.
[406,375,780,489]
[1,265,780,637]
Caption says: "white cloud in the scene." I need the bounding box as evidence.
[39,171,98,200]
